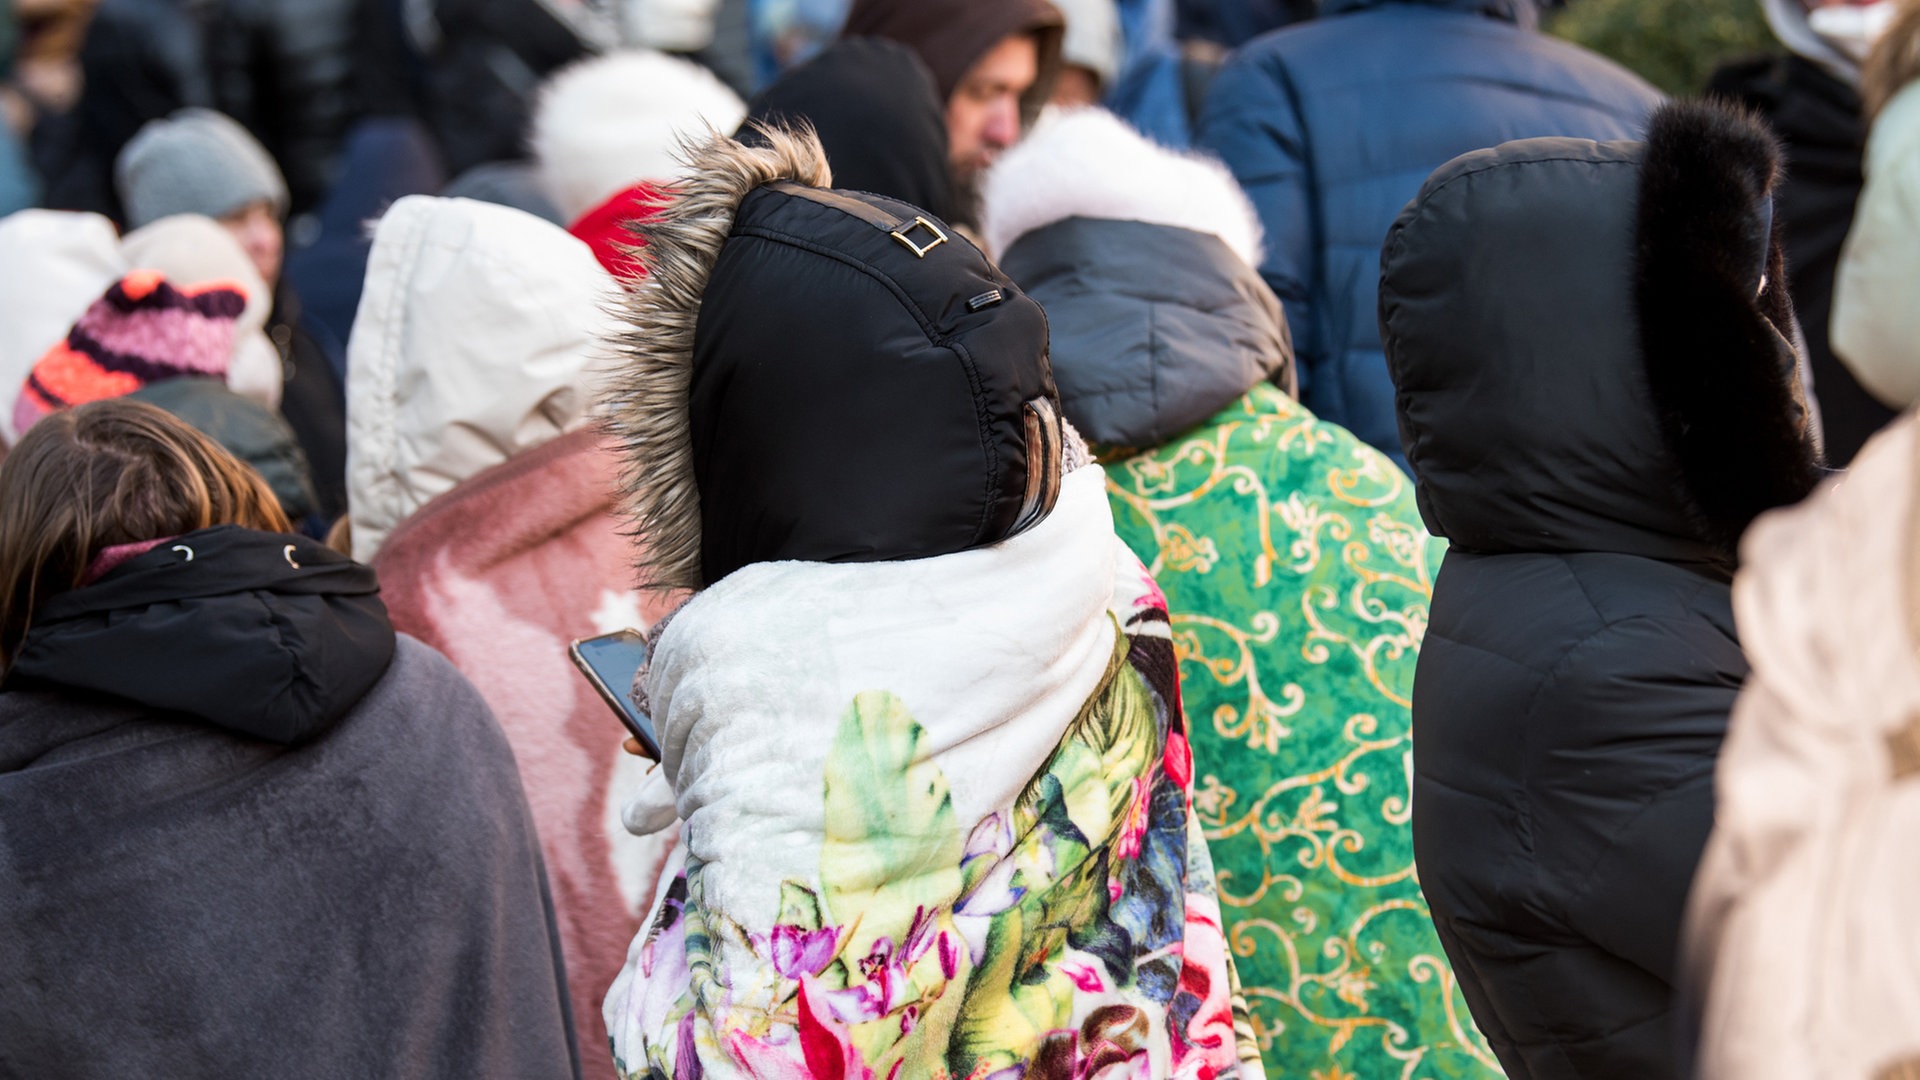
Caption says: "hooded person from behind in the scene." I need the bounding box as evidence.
[0,398,578,1080]
[1379,100,1824,1079]
[740,37,958,226]
[530,49,747,279]
[1708,0,1902,465]
[597,125,1263,1080]
[982,107,1502,1080]
[345,195,682,1078]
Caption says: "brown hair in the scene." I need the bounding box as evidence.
[1865,0,1920,121]
[0,399,290,666]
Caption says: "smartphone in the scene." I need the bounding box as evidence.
[569,629,661,759]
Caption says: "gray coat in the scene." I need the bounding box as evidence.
[0,636,580,1080]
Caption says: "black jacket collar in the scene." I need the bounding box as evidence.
[6,526,395,744]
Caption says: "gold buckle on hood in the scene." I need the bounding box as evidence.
[891,217,948,258]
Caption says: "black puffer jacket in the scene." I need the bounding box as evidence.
[1379,103,1821,1079]
[204,0,362,214]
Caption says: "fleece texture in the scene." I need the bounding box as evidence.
[983,107,1262,266]
[373,427,683,1080]
[531,49,747,222]
[0,636,579,1078]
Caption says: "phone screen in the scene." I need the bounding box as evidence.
[569,630,660,758]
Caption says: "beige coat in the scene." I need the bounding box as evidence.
[1686,410,1920,1079]
[1833,82,1920,409]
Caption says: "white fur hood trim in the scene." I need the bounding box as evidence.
[531,49,748,222]
[345,195,620,562]
[982,107,1264,267]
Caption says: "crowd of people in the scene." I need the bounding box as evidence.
[3,0,1919,1078]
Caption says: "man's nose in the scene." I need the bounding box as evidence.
[984,98,1022,149]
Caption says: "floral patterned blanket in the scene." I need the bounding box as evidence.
[604,467,1264,1079]
[1103,385,1503,1079]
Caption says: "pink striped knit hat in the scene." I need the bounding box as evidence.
[13,270,248,436]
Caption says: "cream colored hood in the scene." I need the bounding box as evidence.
[346,195,620,562]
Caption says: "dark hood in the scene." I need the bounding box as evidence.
[840,0,1065,124]
[1380,102,1820,568]
[742,38,957,225]
[1000,216,1293,449]
[1321,0,1538,25]
[6,526,395,743]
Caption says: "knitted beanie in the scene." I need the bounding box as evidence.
[13,271,247,436]
[115,109,291,229]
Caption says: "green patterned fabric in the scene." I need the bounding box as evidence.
[1103,383,1504,1079]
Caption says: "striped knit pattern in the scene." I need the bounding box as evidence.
[13,270,248,436]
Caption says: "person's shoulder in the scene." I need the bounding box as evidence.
[1516,30,1664,107]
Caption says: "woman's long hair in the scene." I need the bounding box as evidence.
[0,399,289,666]
[1865,0,1920,120]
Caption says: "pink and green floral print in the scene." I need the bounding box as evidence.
[608,607,1263,1080]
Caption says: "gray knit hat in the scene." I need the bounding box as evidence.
[115,109,290,228]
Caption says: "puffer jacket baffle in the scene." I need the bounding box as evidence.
[1380,102,1822,1079]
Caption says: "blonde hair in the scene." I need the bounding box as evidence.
[1865,0,1920,120]
[0,399,290,666]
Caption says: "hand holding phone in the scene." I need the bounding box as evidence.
[569,629,661,760]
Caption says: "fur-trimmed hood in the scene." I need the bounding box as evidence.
[1381,100,1821,567]
[346,196,620,563]
[600,127,1065,592]
[983,108,1262,266]
[530,49,747,223]
[984,108,1290,448]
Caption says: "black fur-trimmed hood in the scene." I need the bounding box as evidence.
[1380,100,1821,568]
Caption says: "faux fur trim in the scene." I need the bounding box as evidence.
[980,107,1264,266]
[1635,100,1822,556]
[531,50,748,222]
[600,125,832,592]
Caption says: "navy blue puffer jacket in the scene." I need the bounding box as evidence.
[1195,0,1660,467]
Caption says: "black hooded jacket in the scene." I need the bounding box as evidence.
[742,38,957,226]
[6,525,392,743]
[1379,104,1819,1080]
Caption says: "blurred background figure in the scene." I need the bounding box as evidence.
[739,37,956,223]
[345,195,681,1077]
[1686,19,1920,1076]
[1832,0,1920,409]
[839,0,1064,222]
[0,209,124,446]
[983,106,1504,1080]
[0,399,578,1080]
[1046,0,1123,106]
[1197,0,1662,471]
[115,107,348,523]
[529,48,745,278]
[1709,0,1902,466]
